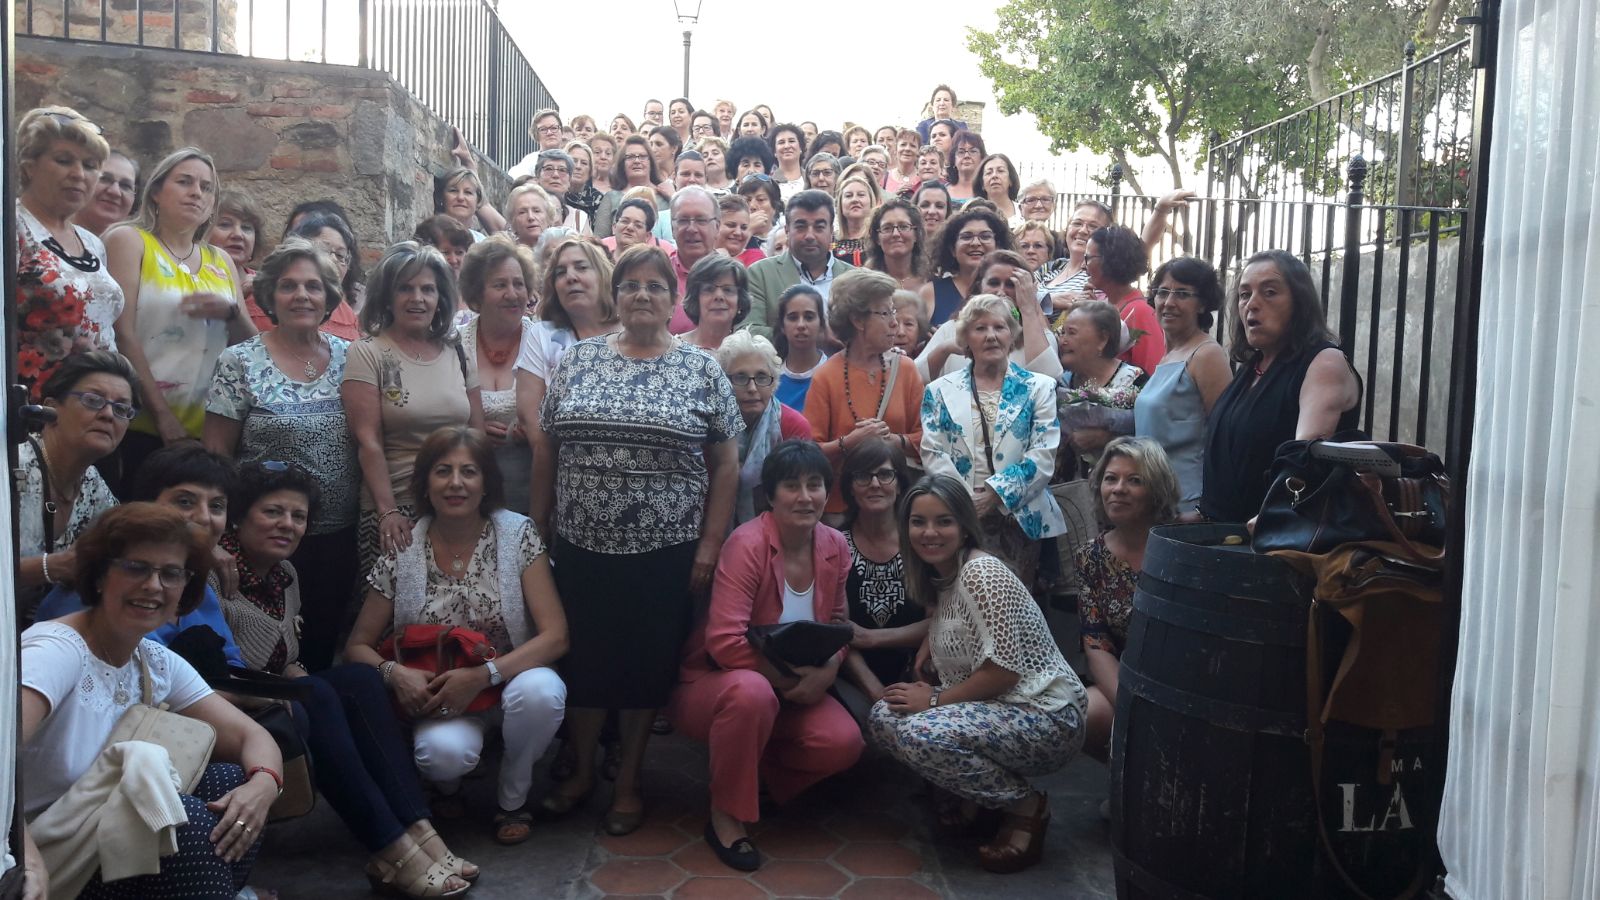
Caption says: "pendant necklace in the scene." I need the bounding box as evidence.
[280,333,326,380]
[157,233,196,275]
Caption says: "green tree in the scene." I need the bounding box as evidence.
[967,0,1303,191]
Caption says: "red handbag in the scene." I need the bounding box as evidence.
[379,624,504,716]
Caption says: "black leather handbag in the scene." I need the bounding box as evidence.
[1253,433,1449,560]
[745,621,854,677]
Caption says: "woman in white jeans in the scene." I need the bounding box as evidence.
[348,426,569,846]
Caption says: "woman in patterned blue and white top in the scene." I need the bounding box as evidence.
[536,243,743,837]
[204,239,359,671]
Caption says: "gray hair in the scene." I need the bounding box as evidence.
[359,240,460,339]
[715,330,781,375]
[254,237,344,324]
[536,148,574,174]
[1089,436,1181,527]
[503,182,560,224]
[670,184,719,218]
[1020,178,1056,197]
[954,293,1022,352]
[806,152,842,176]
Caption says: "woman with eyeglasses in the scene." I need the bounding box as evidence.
[72,149,138,237]
[690,110,720,143]
[1018,180,1057,225]
[17,352,139,618]
[944,132,988,206]
[714,331,813,529]
[591,135,667,241]
[1015,221,1061,274]
[15,107,126,400]
[205,240,360,670]
[603,196,675,256]
[535,244,742,836]
[919,206,1014,329]
[1037,200,1114,320]
[1132,258,1232,507]
[865,198,927,294]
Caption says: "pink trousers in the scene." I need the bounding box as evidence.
[671,668,864,823]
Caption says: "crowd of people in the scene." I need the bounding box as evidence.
[10,86,1362,897]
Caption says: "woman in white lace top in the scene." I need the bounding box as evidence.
[869,474,1086,875]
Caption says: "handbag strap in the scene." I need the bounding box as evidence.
[1355,474,1446,564]
[28,437,55,551]
[875,353,899,420]
[134,644,156,708]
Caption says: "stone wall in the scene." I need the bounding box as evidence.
[19,0,239,54]
[15,36,510,264]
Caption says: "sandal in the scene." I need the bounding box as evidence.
[977,792,1050,874]
[413,826,479,882]
[365,843,470,898]
[493,806,535,845]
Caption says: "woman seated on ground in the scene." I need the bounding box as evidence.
[834,440,926,724]
[716,331,813,529]
[917,250,1058,381]
[870,475,1088,875]
[773,285,829,410]
[1075,437,1179,760]
[681,253,750,352]
[17,351,138,620]
[220,462,477,897]
[347,427,569,846]
[922,293,1066,588]
[671,440,865,872]
[21,503,282,900]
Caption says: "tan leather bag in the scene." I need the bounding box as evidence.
[105,648,217,794]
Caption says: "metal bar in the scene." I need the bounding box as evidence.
[358,0,369,67]
[283,0,289,59]
[1416,214,1441,448]
[137,0,144,44]
[101,0,108,42]
[1390,207,1412,440]
[1362,207,1386,433]
[172,0,180,49]
[486,13,501,162]
[320,0,328,63]
[210,0,217,51]
[1321,201,1337,314]
[245,0,251,56]
[1338,156,1367,353]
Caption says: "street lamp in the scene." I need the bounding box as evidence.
[673,0,703,97]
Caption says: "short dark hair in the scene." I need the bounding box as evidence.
[39,350,141,411]
[75,503,211,616]
[1227,249,1339,365]
[1089,225,1150,285]
[840,438,911,528]
[727,136,776,175]
[809,131,844,160]
[759,439,833,501]
[289,212,363,306]
[650,124,682,153]
[614,197,659,232]
[690,110,719,136]
[772,285,825,359]
[128,442,238,503]
[767,123,807,159]
[614,134,662,186]
[736,172,782,211]
[1150,255,1224,330]
[231,460,323,528]
[410,427,505,519]
[612,244,678,303]
[683,253,750,326]
[785,189,835,223]
[413,214,474,251]
[934,206,1014,275]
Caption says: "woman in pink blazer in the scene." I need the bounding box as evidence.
[671,440,864,872]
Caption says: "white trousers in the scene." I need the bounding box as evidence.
[411,666,566,811]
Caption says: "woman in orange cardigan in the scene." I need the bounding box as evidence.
[670,440,864,872]
[803,269,924,524]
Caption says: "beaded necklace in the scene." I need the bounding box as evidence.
[842,351,887,421]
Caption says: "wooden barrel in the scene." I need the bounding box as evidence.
[1110,524,1441,899]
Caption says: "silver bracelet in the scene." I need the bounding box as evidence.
[40,553,54,584]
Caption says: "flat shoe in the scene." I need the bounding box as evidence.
[603,805,644,836]
[703,821,760,872]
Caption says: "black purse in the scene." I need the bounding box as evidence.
[1253,432,1449,559]
[745,621,854,678]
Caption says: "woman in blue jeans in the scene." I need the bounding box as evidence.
[217,461,475,898]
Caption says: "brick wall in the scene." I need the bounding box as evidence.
[15,37,511,264]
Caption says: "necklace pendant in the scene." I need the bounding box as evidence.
[113,687,130,705]
[451,558,465,573]
[304,361,318,379]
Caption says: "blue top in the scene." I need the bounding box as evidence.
[33,583,247,667]
[776,353,828,412]
[916,117,969,143]
[1134,358,1207,505]
[929,277,964,329]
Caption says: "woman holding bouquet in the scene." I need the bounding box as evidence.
[1055,300,1144,479]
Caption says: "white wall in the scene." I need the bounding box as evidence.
[1436,0,1600,897]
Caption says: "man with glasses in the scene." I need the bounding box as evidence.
[667,186,723,332]
[745,190,856,340]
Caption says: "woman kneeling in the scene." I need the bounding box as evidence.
[671,440,865,871]
[870,474,1088,874]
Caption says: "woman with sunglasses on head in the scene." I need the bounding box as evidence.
[205,240,360,671]
[17,352,140,619]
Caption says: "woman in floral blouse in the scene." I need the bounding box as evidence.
[1073,437,1180,759]
[536,244,742,836]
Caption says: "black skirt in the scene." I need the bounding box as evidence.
[551,536,697,709]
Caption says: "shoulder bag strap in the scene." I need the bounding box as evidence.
[28,437,55,551]
[876,353,899,421]
[135,644,156,708]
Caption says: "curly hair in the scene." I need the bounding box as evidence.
[865,198,926,278]
[1088,225,1149,285]
[253,237,344,324]
[932,206,1014,275]
[231,460,323,529]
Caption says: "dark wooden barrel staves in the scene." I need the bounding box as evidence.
[1109,524,1442,899]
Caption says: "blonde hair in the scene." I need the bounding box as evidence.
[954,293,1023,352]
[834,163,884,239]
[126,147,219,242]
[714,330,781,375]
[18,106,110,187]
[1089,436,1181,527]
[539,237,617,330]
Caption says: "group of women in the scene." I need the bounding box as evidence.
[12,92,1362,895]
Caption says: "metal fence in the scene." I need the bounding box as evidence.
[18,0,556,171]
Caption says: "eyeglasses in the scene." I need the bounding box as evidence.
[66,390,138,420]
[618,280,672,298]
[535,125,563,135]
[537,165,570,176]
[1021,196,1054,206]
[877,223,915,235]
[97,171,136,193]
[692,124,714,135]
[727,373,775,388]
[1152,287,1199,301]
[1083,254,1102,263]
[317,245,352,266]
[851,468,898,486]
[955,147,981,158]
[676,216,717,228]
[110,557,193,589]
[864,308,895,320]
[623,153,651,163]
[956,231,996,244]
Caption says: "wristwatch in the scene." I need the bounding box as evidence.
[929,690,942,709]
[484,659,504,687]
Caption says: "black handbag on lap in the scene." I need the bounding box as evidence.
[746,621,854,677]
[1253,432,1449,558]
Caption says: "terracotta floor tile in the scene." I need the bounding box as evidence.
[751,860,850,897]
[672,876,771,900]
[750,822,845,860]
[673,835,749,877]
[590,858,687,895]
[832,842,925,878]
[838,878,943,900]
[822,811,912,842]
[598,820,697,857]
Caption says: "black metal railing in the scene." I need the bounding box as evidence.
[19,0,556,171]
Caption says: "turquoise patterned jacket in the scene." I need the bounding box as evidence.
[920,362,1066,539]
